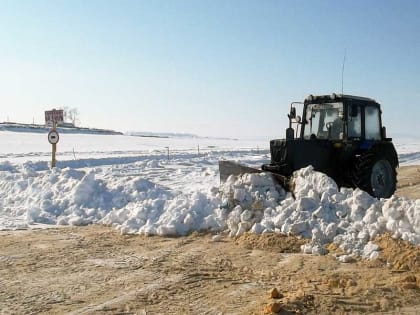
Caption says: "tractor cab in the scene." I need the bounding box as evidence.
[287,94,385,142]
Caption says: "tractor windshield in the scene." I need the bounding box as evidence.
[303,102,344,139]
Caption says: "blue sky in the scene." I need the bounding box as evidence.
[0,0,419,138]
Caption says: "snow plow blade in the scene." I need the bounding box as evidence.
[218,160,290,190]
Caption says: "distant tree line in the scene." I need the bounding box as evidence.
[60,107,80,126]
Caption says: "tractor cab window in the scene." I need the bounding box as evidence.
[365,106,381,140]
[303,102,343,140]
[347,105,362,138]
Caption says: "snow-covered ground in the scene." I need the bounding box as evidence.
[0,131,267,163]
[0,130,419,261]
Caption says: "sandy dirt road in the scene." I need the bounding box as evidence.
[0,166,419,315]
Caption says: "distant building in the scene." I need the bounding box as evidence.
[45,109,64,126]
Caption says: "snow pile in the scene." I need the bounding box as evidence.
[0,166,129,227]
[219,173,287,237]
[0,158,419,261]
[220,167,420,259]
[0,161,225,235]
[102,187,223,236]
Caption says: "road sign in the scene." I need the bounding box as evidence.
[45,109,64,126]
[48,130,60,144]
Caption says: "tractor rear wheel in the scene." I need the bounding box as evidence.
[352,152,397,198]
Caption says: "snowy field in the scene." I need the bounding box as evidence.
[0,130,420,261]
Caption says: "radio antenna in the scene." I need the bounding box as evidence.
[341,49,346,95]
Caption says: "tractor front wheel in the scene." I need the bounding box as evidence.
[352,153,397,199]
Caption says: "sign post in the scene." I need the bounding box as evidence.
[45,109,63,168]
[48,126,59,167]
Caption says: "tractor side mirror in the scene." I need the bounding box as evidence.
[289,107,296,119]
